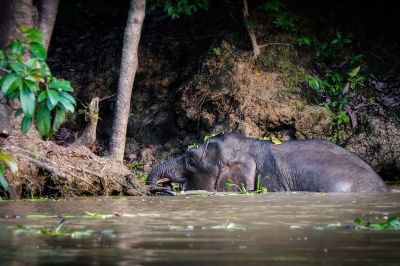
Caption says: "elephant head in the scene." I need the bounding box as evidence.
[147,134,257,192]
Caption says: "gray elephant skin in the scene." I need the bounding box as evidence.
[147,133,388,192]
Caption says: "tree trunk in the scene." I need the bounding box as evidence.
[109,0,146,162]
[0,0,34,48]
[0,0,59,49]
[243,0,260,58]
[37,0,60,50]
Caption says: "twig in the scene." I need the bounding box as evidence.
[99,93,117,102]
[259,43,293,48]
[0,66,11,73]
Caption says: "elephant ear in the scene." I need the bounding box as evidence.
[216,154,256,192]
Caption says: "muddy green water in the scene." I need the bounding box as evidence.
[0,192,400,265]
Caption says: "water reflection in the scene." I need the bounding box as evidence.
[0,192,400,265]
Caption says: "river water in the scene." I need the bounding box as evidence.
[0,192,399,265]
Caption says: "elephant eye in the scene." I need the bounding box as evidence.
[186,158,197,169]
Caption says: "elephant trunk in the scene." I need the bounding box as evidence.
[147,157,186,186]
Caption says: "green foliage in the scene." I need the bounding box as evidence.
[0,27,76,139]
[187,143,199,150]
[331,31,352,47]
[261,0,298,31]
[172,183,183,192]
[225,178,247,194]
[126,161,148,184]
[203,131,224,142]
[354,216,400,230]
[259,0,285,13]
[296,36,312,47]
[307,65,365,140]
[152,0,210,19]
[272,12,298,31]
[304,31,366,141]
[212,47,221,57]
[0,153,18,193]
[13,221,94,238]
[256,176,267,194]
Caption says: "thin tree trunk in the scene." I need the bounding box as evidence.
[37,0,60,50]
[110,0,146,162]
[0,0,58,50]
[0,0,34,47]
[243,0,260,58]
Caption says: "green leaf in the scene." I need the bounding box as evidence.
[0,166,9,192]
[23,79,39,92]
[38,90,47,102]
[36,103,52,138]
[59,91,76,106]
[20,27,45,45]
[0,50,6,67]
[15,108,23,117]
[9,61,26,75]
[58,98,75,113]
[1,74,21,95]
[46,89,60,110]
[308,78,320,91]
[52,108,66,132]
[49,79,73,92]
[20,86,36,117]
[21,115,32,133]
[9,41,24,57]
[204,131,224,142]
[29,43,47,60]
[348,66,361,78]
[25,58,41,71]
[0,153,18,173]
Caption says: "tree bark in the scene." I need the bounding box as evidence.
[0,0,34,47]
[37,0,60,50]
[110,0,146,162]
[0,0,59,49]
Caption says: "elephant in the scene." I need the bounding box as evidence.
[147,133,388,193]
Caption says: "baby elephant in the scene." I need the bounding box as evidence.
[147,133,388,192]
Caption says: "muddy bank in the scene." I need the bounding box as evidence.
[1,122,146,199]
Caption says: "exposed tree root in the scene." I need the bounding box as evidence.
[2,124,147,198]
